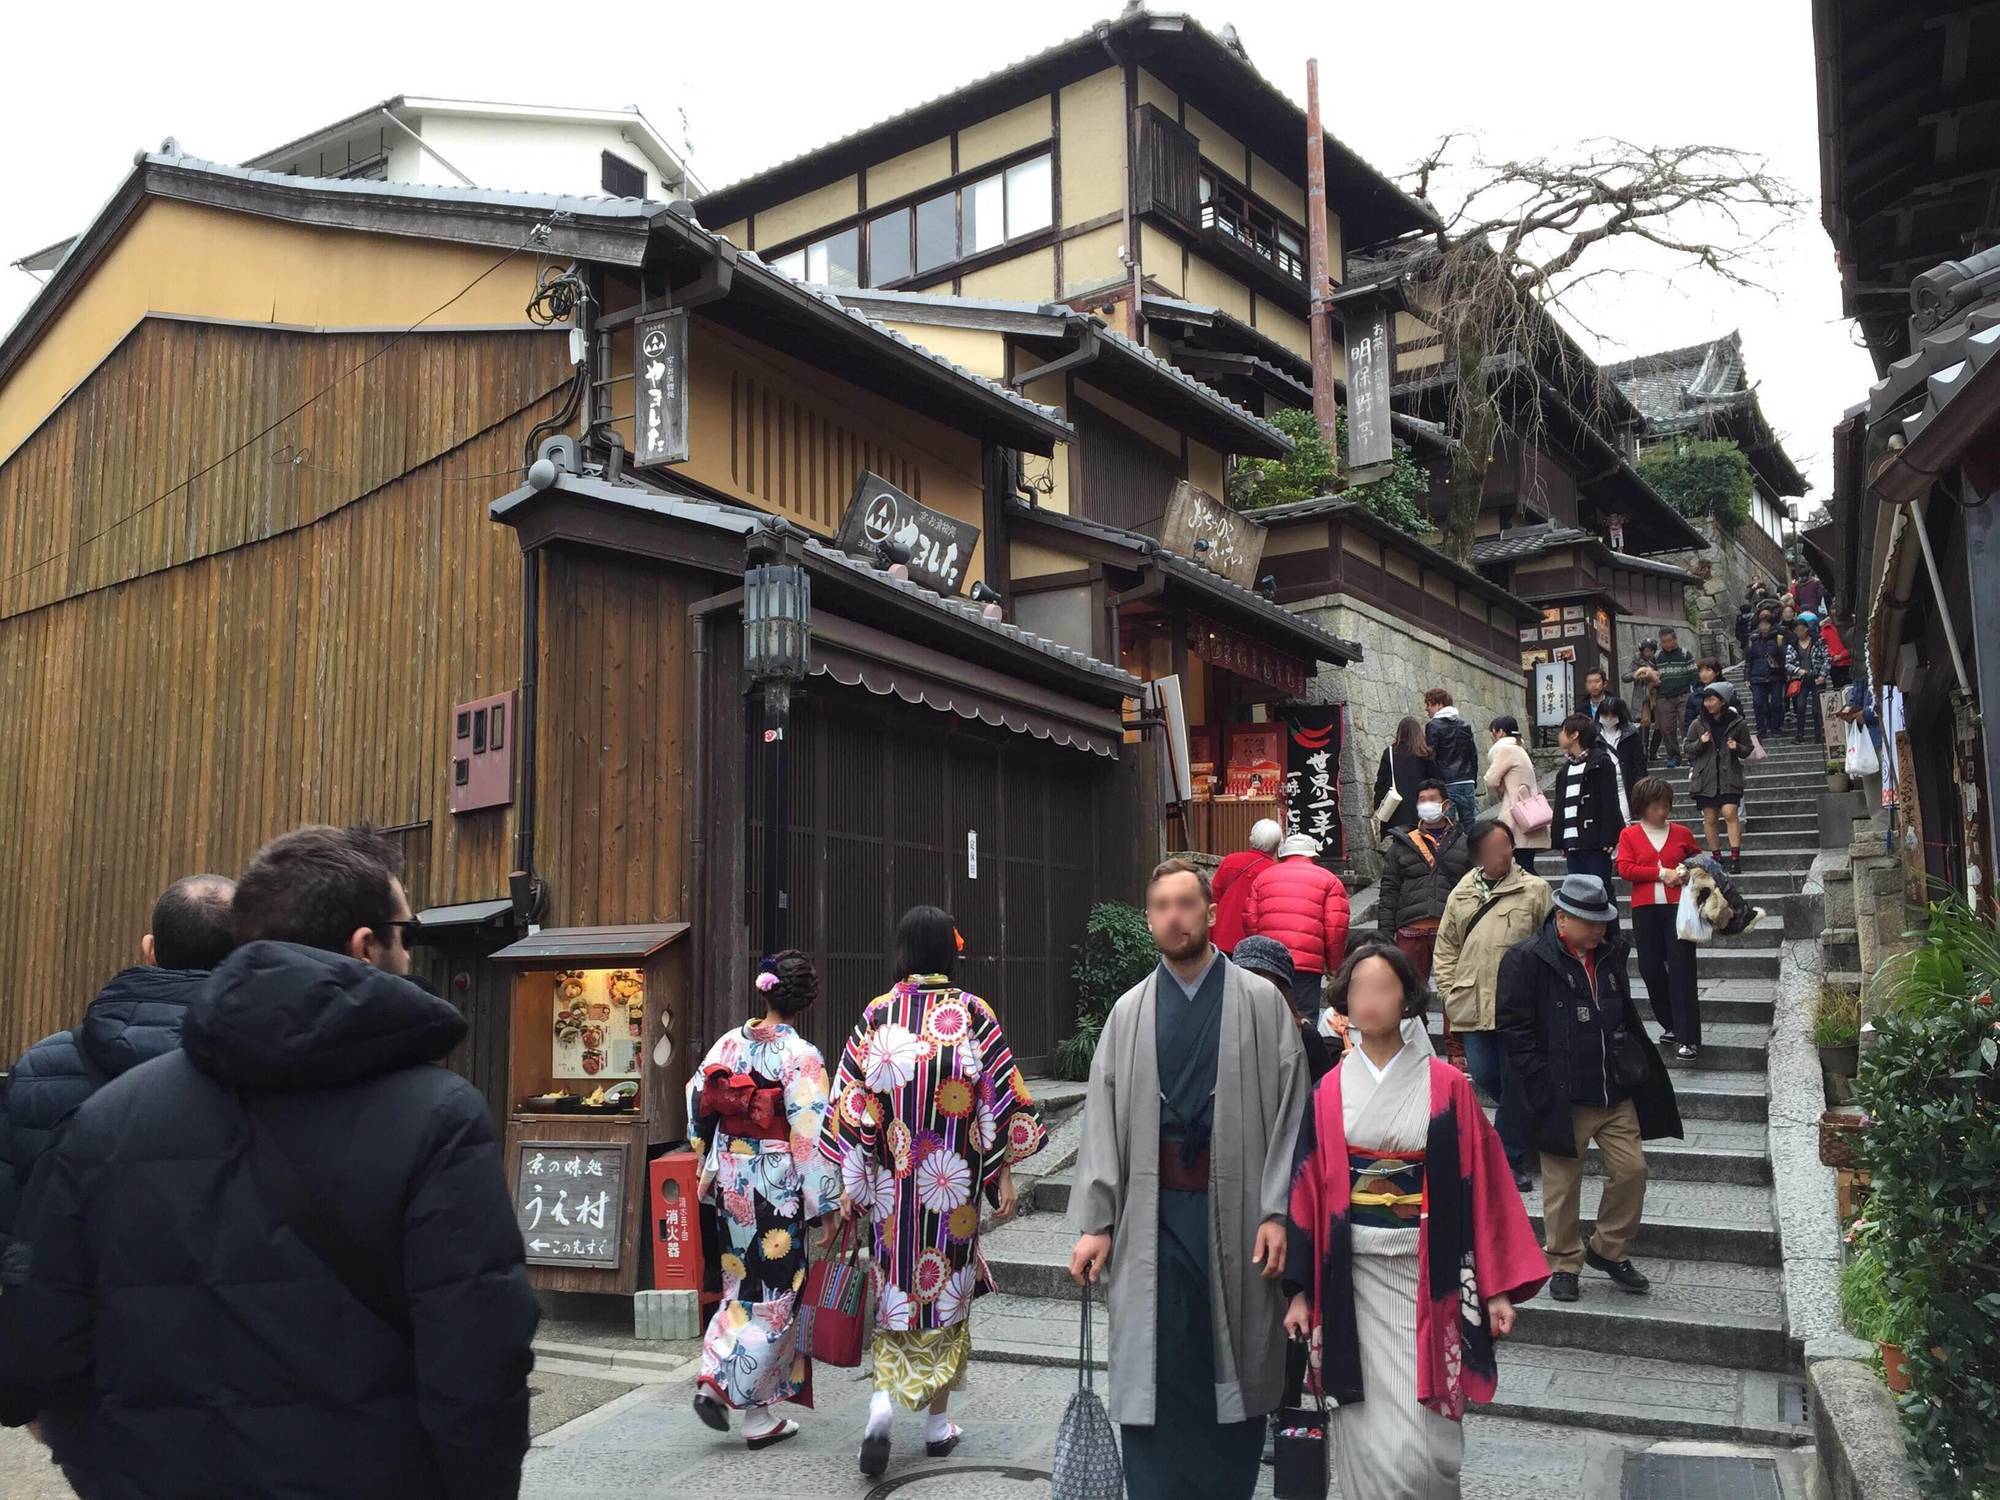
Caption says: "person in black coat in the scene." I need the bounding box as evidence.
[1595,695,1649,803]
[1423,688,1481,825]
[1373,714,1437,835]
[5,826,539,1500]
[0,875,236,1445]
[1553,714,1629,892]
[1375,781,1472,986]
[1497,877,1682,1304]
[1743,613,1789,737]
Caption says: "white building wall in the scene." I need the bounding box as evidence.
[402,114,670,198]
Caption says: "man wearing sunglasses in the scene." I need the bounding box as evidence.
[5,825,538,1500]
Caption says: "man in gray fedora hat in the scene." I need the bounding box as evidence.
[1495,873,1682,1303]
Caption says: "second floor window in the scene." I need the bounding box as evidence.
[1198,170,1305,282]
[770,152,1054,290]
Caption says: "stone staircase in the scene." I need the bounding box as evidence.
[974,736,1834,1454]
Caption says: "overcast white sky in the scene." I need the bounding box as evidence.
[2,0,1873,496]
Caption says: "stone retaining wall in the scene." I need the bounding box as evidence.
[1654,514,1790,665]
[1288,593,1529,881]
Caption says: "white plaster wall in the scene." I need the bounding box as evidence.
[402,115,671,198]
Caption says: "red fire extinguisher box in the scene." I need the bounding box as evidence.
[648,1150,703,1292]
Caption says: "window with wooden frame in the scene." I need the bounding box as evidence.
[601,151,647,199]
[766,149,1054,290]
[1196,166,1306,283]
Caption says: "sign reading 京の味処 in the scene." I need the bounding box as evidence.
[1534,660,1574,728]
[633,310,689,467]
[1159,481,1267,589]
[1186,613,1309,698]
[1343,298,1394,474]
[1280,704,1346,857]
[514,1142,627,1269]
[835,472,980,596]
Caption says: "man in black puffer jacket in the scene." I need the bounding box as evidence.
[7,826,538,1500]
[0,875,236,1446]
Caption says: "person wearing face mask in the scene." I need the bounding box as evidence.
[1595,695,1649,804]
[1375,779,1471,990]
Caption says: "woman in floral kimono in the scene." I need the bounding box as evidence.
[821,905,1048,1477]
[688,950,841,1449]
[1283,943,1549,1499]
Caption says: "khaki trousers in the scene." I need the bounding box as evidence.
[1539,1096,1647,1272]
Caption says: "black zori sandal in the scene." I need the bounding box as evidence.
[692,1393,729,1432]
[926,1421,964,1457]
[859,1430,892,1476]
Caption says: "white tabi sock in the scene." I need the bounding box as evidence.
[866,1390,894,1437]
[742,1404,780,1439]
[926,1411,956,1444]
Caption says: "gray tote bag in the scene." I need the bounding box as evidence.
[1050,1279,1124,1499]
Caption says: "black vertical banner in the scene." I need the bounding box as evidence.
[1280,705,1345,858]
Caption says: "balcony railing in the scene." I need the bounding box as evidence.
[1198,186,1306,284]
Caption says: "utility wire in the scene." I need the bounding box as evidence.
[0,216,561,593]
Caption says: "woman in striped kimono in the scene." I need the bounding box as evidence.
[688,950,842,1449]
[820,905,1048,1477]
[1284,943,1549,1499]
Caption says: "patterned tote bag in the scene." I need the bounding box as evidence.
[1050,1280,1124,1499]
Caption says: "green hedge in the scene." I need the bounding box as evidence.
[1636,437,1753,535]
[1855,906,2000,1496]
[1052,902,1156,1081]
[1232,407,1432,535]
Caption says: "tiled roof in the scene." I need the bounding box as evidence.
[1,150,1071,445]
[1008,502,1363,663]
[1867,301,2000,451]
[491,469,1139,692]
[1470,526,1595,565]
[1084,319,1292,454]
[1244,496,1537,616]
[1605,332,1750,430]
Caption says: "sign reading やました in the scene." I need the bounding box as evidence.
[633,310,689,467]
[514,1142,627,1269]
[835,471,980,596]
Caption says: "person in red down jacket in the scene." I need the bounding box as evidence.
[1211,818,1283,953]
[1243,832,1351,1014]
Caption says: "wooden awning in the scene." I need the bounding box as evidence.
[810,610,1125,757]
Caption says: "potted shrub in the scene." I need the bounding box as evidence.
[1055,901,1156,1081]
[1813,985,1861,1088]
[1838,1233,1920,1394]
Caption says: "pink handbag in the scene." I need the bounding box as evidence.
[1511,787,1553,833]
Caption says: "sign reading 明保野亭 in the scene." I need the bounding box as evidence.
[513,1141,627,1269]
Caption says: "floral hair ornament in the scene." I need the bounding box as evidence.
[755,957,781,993]
[953,928,966,955]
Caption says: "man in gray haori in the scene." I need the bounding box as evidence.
[1068,857,1311,1499]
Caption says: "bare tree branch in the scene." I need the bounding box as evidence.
[1380,138,1803,563]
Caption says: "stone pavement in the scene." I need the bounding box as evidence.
[519,1354,1726,1499]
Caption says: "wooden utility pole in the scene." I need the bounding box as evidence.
[1305,59,1339,456]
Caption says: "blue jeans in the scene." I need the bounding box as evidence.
[1447,780,1477,826]
[1459,1029,1530,1173]
[1750,679,1785,737]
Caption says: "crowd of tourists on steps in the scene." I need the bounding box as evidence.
[0,647,1804,1499]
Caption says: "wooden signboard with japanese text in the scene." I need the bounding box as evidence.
[513,1141,628,1270]
[1158,480,1267,589]
[1895,729,1926,905]
[835,471,979,596]
[1343,299,1394,474]
[633,310,690,467]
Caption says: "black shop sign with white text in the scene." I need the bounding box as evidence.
[1280,704,1346,858]
[633,310,689,467]
[835,472,980,596]
[513,1141,627,1269]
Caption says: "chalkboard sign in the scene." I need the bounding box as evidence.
[834,471,980,596]
[633,310,689,468]
[513,1141,627,1269]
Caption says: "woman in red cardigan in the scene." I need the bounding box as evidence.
[1616,776,1704,1060]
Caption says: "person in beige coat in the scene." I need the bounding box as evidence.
[1484,715,1550,873]
[1432,820,1552,1190]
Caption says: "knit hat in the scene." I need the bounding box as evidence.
[1232,936,1302,1013]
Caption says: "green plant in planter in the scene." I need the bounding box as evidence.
[1054,902,1157,1082]
[1837,1237,1921,1347]
[1854,973,2000,1495]
[1812,986,1862,1048]
[1878,893,2000,1018]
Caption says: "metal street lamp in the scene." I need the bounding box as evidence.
[743,533,811,950]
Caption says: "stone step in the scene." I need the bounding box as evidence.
[1659,1066,1770,1124]
[1428,1019,1768,1073]
[1483,1108,1771,1185]
[967,1294,1810,1445]
[1510,1256,1791,1373]
[1518,1176,1779,1268]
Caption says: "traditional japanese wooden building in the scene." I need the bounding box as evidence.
[0,149,1157,1161]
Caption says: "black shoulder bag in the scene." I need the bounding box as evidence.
[237,1092,413,1346]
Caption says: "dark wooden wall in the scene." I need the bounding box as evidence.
[0,317,570,1060]
[533,548,703,931]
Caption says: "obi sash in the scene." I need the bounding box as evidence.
[1346,1147,1425,1231]
[698,1068,788,1140]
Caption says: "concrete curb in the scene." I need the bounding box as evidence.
[1769,854,1844,1358]
[1809,1359,1924,1500]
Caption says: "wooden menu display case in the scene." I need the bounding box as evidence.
[492,923,690,1294]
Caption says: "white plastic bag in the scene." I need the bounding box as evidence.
[1676,882,1714,945]
[1845,722,1880,777]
